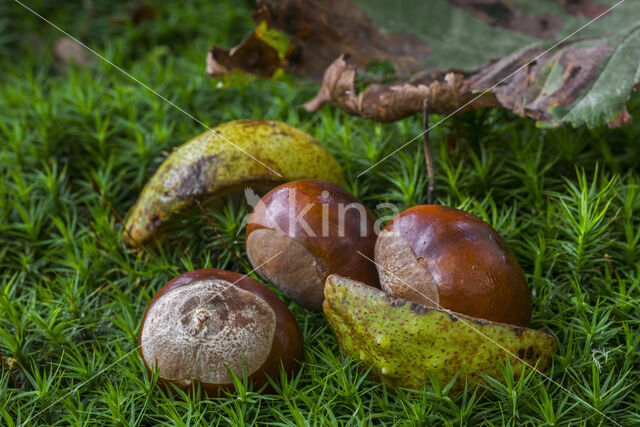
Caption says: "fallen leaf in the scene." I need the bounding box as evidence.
[207,0,432,80]
[209,0,640,128]
[557,0,611,18]
[303,55,499,122]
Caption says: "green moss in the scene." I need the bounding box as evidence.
[0,0,639,425]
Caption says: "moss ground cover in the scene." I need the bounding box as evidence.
[1,1,639,424]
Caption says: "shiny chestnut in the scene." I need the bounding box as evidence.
[245,179,379,310]
[375,205,532,327]
[139,269,303,396]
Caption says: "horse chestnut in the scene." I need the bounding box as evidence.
[245,179,379,310]
[375,205,531,327]
[139,269,303,396]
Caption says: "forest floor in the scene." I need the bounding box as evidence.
[1,1,639,425]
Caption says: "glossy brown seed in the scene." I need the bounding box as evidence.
[375,205,532,327]
[139,269,303,396]
[246,179,379,310]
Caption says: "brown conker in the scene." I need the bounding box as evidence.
[245,179,379,310]
[375,205,532,327]
[139,269,303,396]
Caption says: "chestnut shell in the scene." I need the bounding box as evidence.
[139,268,303,396]
[378,205,532,327]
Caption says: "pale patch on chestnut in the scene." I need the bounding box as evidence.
[246,228,327,310]
[140,279,276,385]
[374,230,439,309]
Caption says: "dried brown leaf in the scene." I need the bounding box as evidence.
[209,0,640,128]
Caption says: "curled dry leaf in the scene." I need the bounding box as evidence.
[209,0,640,128]
[303,55,499,122]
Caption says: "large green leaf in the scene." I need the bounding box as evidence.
[208,0,640,128]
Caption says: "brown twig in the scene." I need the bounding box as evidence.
[0,350,21,389]
[194,199,252,270]
[423,99,435,204]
